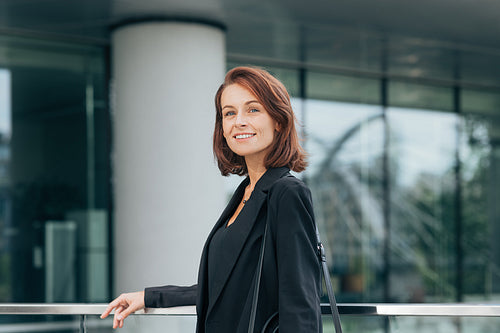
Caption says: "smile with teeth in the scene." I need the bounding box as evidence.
[235,133,256,139]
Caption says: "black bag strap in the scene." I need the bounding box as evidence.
[316,228,343,333]
[248,222,343,333]
[248,222,268,333]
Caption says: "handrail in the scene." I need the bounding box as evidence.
[1,303,500,317]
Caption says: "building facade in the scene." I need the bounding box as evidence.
[0,0,499,331]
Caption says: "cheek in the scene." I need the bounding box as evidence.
[222,124,231,140]
[267,121,278,137]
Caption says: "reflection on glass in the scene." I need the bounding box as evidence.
[388,81,453,112]
[460,113,500,299]
[307,72,380,105]
[0,69,11,303]
[305,25,382,72]
[0,35,109,321]
[388,108,458,302]
[0,69,11,141]
[461,90,500,301]
[461,51,500,87]
[93,315,197,333]
[323,315,385,333]
[387,37,455,81]
[305,99,384,302]
[387,316,500,333]
[226,18,301,62]
[461,89,500,116]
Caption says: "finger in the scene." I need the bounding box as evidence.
[113,306,124,329]
[118,313,126,329]
[101,296,123,319]
[117,306,136,321]
[114,306,124,328]
[100,305,114,319]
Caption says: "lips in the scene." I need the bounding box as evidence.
[234,133,256,139]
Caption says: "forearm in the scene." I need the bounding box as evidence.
[144,284,198,308]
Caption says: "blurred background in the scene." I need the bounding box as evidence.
[0,0,499,332]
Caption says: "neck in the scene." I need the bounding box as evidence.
[245,157,267,190]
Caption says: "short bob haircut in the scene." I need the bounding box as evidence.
[213,66,307,176]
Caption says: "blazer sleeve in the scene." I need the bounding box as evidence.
[270,179,322,332]
[144,284,197,308]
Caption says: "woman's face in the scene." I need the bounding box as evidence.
[221,84,278,164]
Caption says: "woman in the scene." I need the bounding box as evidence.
[101,66,322,332]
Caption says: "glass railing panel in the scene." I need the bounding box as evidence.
[323,315,386,332]
[321,316,500,333]
[0,314,84,333]
[89,315,197,333]
[387,316,500,333]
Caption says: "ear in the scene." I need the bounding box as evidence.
[275,122,281,132]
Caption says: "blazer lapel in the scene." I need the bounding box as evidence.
[205,167,290,316]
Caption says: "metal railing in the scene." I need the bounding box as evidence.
[2,303,500,316]
[0,303,499,332]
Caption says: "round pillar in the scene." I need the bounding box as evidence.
[111,21,226,297]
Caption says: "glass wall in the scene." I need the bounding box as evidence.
[387,107,458,302]
[227,22,500,311]
[0,35,110,310]
[305,98,384,302]
[461,90,500,300]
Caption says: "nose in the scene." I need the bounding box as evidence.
[235,111,247,127]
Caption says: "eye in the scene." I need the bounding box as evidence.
[224,110,236,117]
[249,108,259,113]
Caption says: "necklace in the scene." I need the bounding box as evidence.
[242,184,253,204]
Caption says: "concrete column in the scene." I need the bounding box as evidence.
[111,21,226,300]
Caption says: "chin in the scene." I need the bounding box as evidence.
[232,150,252,157]
[227,145,249,157]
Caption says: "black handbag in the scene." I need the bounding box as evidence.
[248,222,343,333]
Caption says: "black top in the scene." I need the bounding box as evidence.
[206,205,257,332]
[207,216,247,301]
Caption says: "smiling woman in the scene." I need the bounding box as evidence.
[101,66,324,332]
[214,66,307,177]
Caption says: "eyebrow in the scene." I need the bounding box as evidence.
[222,100,261,110]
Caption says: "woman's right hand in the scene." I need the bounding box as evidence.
[100,291,145,329]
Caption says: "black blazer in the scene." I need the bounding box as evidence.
[145,167,322,332]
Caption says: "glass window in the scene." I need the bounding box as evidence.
[461,89,500,300]
[388,36,455,81]
[387,107,458,302]
[460,110,500,299]
[226,18,301,62]
[305,98,384,302]
[307,72,380,105]
[0,35,109,306]
[305,25,382,72]
[389,81,454,112]
[461,89,500,116]
[461,51,500,87]
[229,40,500,311]
[268,67,301,98]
